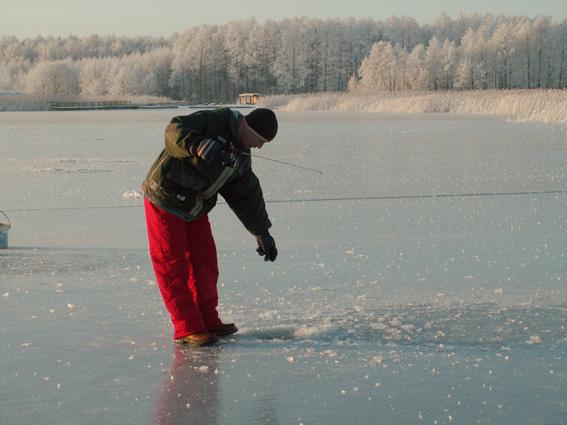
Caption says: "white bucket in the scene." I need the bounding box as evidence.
[0,210,11,249]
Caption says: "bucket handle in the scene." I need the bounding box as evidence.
[0,210,11,229]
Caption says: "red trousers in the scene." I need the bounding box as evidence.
[144,198,221,339]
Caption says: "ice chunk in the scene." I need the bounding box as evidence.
[526,335,542,345]
[122,190,141,200]
[370,356,383,366]
[293,326,322,338]
[389,318,402,327]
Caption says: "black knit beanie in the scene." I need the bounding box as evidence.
[245,108,278,142]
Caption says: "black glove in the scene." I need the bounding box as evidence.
[256,232,277,262]
[189,136,236,166]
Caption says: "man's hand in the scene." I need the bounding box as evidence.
[256,232,277,262]
[189,136,235,166]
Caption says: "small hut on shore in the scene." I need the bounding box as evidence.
[238,93,261,105]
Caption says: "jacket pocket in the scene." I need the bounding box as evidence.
[167,160,208,191]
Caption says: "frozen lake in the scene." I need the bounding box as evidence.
[1,110,566,425]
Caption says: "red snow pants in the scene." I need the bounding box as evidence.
[144,198,222,339]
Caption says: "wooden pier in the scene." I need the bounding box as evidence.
[50,101,138,111]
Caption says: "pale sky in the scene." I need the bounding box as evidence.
[1,0,566,38]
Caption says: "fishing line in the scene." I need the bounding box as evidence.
[242,152,324,174]
[3,190,565,213]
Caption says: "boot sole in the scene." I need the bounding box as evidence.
[175,336,220,346]
[214,328,238,337]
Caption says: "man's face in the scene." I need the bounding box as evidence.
[239,119,267,149]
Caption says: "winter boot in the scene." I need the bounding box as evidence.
[209,322,238,337]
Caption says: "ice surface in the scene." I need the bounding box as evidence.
[1,110,566,424]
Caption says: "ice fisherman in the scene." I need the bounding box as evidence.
[142,107,278,346]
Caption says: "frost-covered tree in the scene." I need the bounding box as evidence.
[532,16,555,88]
[105,55,146,97]
[169,33,194,100]
[490,21,515,88]
[474,23,491,89]
[383,16,420,49]
[299,22,323,93]
[79,58,109,97]
[255,20,279,94]
[440,39,457,90]
[272,18,301,94]
[405,43,427,89]
[169,25,224,102]
[424,36,443,90]
[0,58,30,90]
[25,60,79,97]
[455,28,477,89]
[346,73,359,92]
[224,19,253,98]
[557,19,567,88]
[358,41,399,91]
[516,19,534,88]
[141,47,173,97]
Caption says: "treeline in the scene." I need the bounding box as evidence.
[1,14,566,103]
[353,18,567,92]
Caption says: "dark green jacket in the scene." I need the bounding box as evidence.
[141,108,271,236]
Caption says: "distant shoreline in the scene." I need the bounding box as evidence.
[2,90,566,125]
[261,89,567,125]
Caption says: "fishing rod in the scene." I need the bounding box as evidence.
[5,190,564,213]
[242,152,324,174]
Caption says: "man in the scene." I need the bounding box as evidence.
[142,107,278,346]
